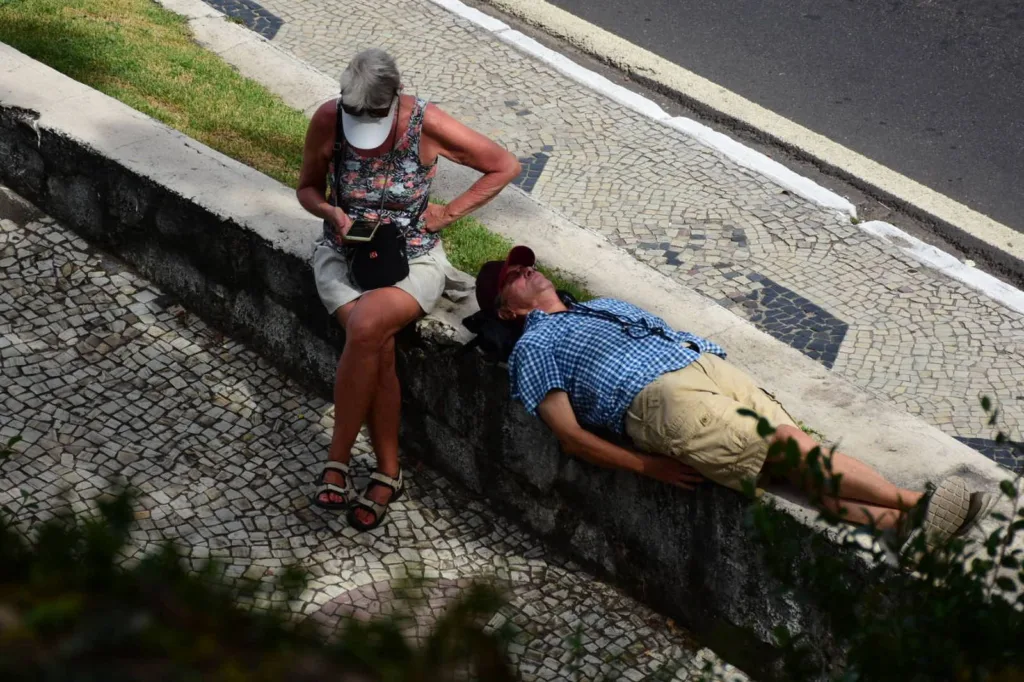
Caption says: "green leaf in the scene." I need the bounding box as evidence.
[992,512,1008,522]
[737,408,758,419]
[756,417,775,439]
[972,558,994,575]
[740,477,757,499]
[1000,480,1019,499]
[995,576,1017,593]
[980,396,992,411]
[1000,555,1020,569]
[784,438,801,471]
[772,625,792,645]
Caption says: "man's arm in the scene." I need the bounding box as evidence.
[536,391,704,491]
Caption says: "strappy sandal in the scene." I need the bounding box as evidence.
[347,469,404,532]
[312,460,356,511]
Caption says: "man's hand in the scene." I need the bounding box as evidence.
[641,456,704,491]
[423,203,451,233]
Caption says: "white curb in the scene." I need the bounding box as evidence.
[449,0,858,218]
[859,221,1024,316]
[421,0,1024,317]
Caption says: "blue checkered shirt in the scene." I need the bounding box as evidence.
[508,298,726,433]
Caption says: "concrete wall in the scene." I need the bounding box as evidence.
[0,100,858,678]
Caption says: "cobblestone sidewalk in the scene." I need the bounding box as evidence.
[206,0,1022,468]
[0,191,747,681]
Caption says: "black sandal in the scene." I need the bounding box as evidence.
[347,469,404,531]
[312,460,356,511]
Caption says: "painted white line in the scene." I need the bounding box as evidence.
[429,0,510,32]
[150,0,1024,320]
[664,117,854,216]
[424,0,856,218]
[424,0,1024,316]
[859,221,1024,316]
[461,0,1024,267]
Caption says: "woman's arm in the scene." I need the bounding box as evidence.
[296,100,350,238]
[420,104,521,231]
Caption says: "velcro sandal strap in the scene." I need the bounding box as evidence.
[318,483,351,497]
[323,461,350,474]
[369,470,402,491]
[353,495,386,516]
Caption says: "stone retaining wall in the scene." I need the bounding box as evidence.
[1,102,857,679]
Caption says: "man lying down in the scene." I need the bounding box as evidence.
[470,245,994,547]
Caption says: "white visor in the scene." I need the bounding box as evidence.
[341,96,398,150]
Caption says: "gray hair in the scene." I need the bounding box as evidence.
[339,49,401,109]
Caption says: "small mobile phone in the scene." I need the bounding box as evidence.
[344,218,381,243]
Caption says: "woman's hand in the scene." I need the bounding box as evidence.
[420,104,521,226]
[423,203,451,233]
[325,206,353,241]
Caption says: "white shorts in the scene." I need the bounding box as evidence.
[311,242,472,315]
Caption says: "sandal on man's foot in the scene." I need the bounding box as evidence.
[347,469,404,532]
[312,460,356,511]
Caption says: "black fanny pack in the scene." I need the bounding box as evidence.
[330,98,410,291]
[348,224,409,291]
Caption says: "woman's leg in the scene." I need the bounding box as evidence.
[351,335,403,526]
[318,288,422,505]
[767,424,924,530]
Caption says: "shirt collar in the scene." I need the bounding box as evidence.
[524,308,555,332]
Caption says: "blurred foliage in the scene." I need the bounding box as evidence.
[711,395,1024,682]
[4,391,1023,681]
[0,483,514,681]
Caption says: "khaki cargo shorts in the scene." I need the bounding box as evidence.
[624,353,796,492]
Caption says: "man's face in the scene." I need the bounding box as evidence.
[499,265,553,315]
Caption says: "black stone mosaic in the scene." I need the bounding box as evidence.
[200,0,283,39]
[738,277,849,369]
[956,437,1024,472]
[625,234,849,367]
[513,152,549,194]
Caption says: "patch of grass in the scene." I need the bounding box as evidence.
[442,214,592,301]
[798,420,826,442]
[0,0,309,187]
[0,0,591,293]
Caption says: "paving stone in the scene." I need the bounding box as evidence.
[240,0,1021,466]
[0,196,738,679]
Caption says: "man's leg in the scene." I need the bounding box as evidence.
[318,288,422,506]
[766,424,923,529]
[676,355,924,530]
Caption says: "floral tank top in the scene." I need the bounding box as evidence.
[320,97,440,259]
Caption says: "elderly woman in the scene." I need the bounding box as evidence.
[297,48,520,531]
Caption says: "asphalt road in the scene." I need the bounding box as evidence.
[545,0,1024,234]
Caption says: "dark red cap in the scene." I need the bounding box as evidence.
[474,245,536,312]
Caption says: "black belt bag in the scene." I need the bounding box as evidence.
[348,223,409,290]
